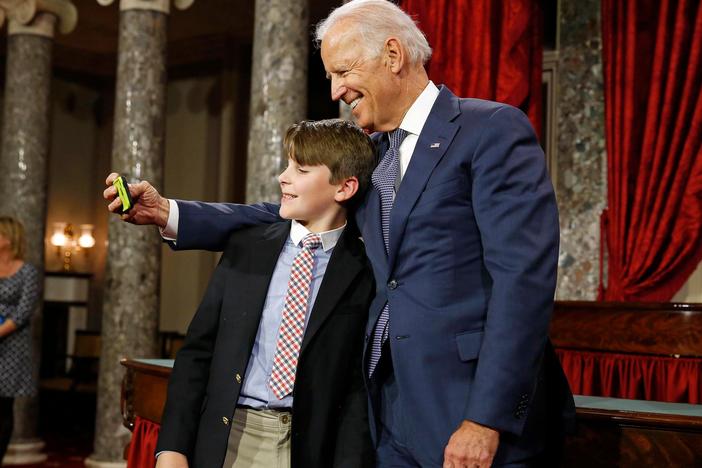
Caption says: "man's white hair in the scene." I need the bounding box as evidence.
[315,0,432,66]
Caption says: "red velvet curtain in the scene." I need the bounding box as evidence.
[127,416,160,468]
[601,0,702,301]
[557,349,702,403]
[399,0,543,138]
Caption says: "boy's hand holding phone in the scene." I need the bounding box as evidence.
[103,172,170,228]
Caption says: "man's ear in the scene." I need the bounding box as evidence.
[335,176,359,202]
[384,37,404,74]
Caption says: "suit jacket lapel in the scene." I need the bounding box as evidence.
[300,226,365,354]
[226,222,290,327]
[357,185,387,275]
[387,87,461,270]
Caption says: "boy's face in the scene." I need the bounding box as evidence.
[278,158,348,232]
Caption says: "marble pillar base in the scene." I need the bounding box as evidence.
[84,456,127,468]
[1,440,47,465]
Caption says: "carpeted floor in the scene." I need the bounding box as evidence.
[7,435,92,468]
[3,389,95,468]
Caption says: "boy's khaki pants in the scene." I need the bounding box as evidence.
[222,407,292,468]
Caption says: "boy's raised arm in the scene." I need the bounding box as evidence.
[104,172,281,252]
[171,199,281,251]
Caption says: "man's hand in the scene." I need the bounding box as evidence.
[443,420,499,468]
[103,172,170,228]
[155,451,189,468]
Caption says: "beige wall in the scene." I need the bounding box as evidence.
[159,70,248,333]
[42,78,111,329]
[45,80,103,274]
[160,76,221,333]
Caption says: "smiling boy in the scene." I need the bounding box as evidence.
[154,119,377,468]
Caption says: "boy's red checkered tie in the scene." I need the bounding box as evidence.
[268,233,322,399]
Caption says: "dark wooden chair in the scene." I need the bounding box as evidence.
[40,330,101,393]
[159,331,185,359]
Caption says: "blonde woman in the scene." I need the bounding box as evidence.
[0,217,40,461]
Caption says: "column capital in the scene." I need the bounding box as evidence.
[0,0,77,37]
[97,0,193,14]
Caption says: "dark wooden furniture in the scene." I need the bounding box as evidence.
[41,272,93,379]
[550,301,702,402]
[550,301,702,357]
[41,331,101,393]
[159,331,186,360]
[565,395,702,467]
[550,301,702,466]
[121,359,173,430]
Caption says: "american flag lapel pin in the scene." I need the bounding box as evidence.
[430,142,441,148]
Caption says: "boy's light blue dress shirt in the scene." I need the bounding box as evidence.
[237,220,345,409]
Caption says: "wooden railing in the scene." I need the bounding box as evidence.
[550,301,702,357]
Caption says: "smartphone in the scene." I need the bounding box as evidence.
[113,176,134,214]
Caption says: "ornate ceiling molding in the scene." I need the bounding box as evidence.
[96,0,194,14]
[0,0,77,36]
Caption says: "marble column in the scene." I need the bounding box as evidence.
[246,0,308,203]
[554,0,607,300]
[0,1,76,465]
[87,1,192,467]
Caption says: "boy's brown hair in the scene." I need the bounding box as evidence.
[0,216,26,260]
[284,119,376,203]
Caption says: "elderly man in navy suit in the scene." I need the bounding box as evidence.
[106,1,574,466]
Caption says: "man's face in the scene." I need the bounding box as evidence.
[278,158,342,232]
[321,23,400,132]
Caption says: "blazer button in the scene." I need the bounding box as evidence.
[387,279,398,290]
[222,416,229,425]
[235,373,242,384]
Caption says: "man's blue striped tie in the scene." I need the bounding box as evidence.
[367,128,409,377]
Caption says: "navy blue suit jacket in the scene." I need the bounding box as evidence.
[172,86,575,465]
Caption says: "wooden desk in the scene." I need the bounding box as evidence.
[565,396,702,467]
[121,360,702,467]
[550,301,702,356]
[550,301,702,404]
[121,358,173,428]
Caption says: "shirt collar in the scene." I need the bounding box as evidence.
[398,81,440,137]
[290,220,346,252]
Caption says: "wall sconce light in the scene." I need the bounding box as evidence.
[78,224,96,249]
[50,223,95,271]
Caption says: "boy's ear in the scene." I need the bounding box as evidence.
[334,176,359,202]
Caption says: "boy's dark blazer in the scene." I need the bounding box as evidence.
[156,220,375,468]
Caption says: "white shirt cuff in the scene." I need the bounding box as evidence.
[155,450,183,459]
[160,199,179,241]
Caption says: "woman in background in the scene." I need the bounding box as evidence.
[0,217,40,462]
